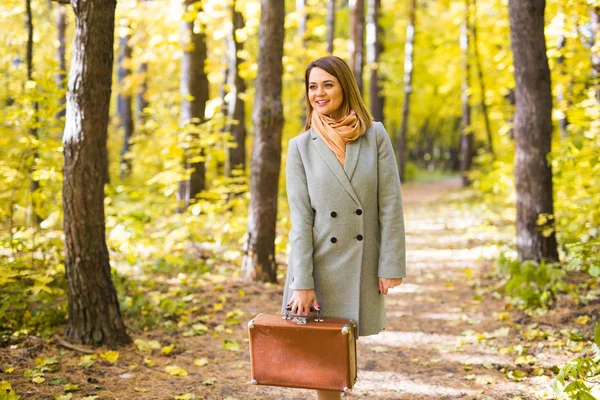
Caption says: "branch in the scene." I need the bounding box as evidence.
[51,0,71,4]
[53,335,96,354]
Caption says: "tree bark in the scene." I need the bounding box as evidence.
[349,0,365,94]
[56,3,67,120]
[471,0,493,155]
[117,21,134,179]
[26,0,41,226]
[397,0,416,181]
[225,0,247,177]
[367,0,384,122]
[326,0,335,54]
[508,0,559,263]
[459,0,473,187]
[178,0,209,209]
[62,0,131,346]
[590,7,600,104]
[241,0,285,283]
[136,61,148,129]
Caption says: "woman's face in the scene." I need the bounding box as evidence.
[308,67,344,120]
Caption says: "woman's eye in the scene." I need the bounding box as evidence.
[325,84,333,88]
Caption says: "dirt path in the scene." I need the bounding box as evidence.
[2,178,566,399]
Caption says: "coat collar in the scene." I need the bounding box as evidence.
[310,127,363,207]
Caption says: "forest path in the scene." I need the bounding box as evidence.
[2,177,561,400]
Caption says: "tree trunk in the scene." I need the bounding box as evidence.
[241,0,285,283]
[62,0,131,346]
[367,0,384,122]
[56,3,67,120]
[26,0,41,226]
[117,21,134,179]
[326,0,335,54]
[136,61,148,130]
[459,0,473,187]
[226,0,247,177]
[590,7,600,104]
[471,0,493,155]
[349,0,365,94]
[397,0,416,181]
[178,0,209,209]
[508,0,559,263]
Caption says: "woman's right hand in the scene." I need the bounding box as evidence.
[287,289,320,316]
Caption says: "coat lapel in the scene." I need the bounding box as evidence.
[310,128,362,207]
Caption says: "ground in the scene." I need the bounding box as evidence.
[1,178,594,399]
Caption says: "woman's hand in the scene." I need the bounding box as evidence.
[287,289,319,316]
[379,277,403,295]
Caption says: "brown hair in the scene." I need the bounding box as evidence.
[303,55,373,132]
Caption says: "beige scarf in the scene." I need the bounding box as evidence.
[311,109,363,168]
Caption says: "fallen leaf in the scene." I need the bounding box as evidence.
[49,378,69,386]
[32,376,45,384]
[202,377,217,386]
[4,368,14,374]
[194,358,209,367]
[144,358,154,367]
[100,351,119,364]
[575,315,590,325]
[165,365,188,376]
[507,370,525,381]
[134,387,150,393]
[162,345,174,355]
[174,394,196,400]
[63,383,81,392]
[223,339,240,352]
[55,394,73,400]
[82,396,99,400]
[79,354,97,369]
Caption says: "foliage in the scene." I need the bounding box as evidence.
[553,325,600,400]
[496,253,568,310]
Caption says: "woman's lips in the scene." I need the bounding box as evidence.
[315,100,329,106]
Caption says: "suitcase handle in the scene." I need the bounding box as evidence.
[284,305,324,323]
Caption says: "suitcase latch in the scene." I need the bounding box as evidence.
[292,316,308,324]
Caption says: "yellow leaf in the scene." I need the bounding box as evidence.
[32,376,45,384]
[165,365,188,376]
[4,368,14,374]
[213,303,223,310]
[144,358,154,367]
[134,387,150,392]
[194,358,209,367]
[161,345,174,355]
[575,315,590,325]
[100,351,119,364]
[238,289,245,297]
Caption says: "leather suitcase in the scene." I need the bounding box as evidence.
[247,309,358,393]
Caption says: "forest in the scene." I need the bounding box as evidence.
[1,0,599,399]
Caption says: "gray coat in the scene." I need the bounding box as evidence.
[280,121,406,337]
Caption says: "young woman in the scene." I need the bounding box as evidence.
[281,56,406,400]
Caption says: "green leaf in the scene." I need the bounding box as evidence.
[594,324,600,347]
[49,378,69,386]
[63,383,81,393]
[222,339,240,352]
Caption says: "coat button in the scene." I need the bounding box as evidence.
[356,234,363,241]
[331,211,337,218]
[331,237,337,243]
[356,209,362,215]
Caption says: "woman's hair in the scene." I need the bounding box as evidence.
[303,55,373,132]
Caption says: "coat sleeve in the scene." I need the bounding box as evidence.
[286,138,316,290]
[376,122,407,279]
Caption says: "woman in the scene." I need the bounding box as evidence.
[281,56,406,400]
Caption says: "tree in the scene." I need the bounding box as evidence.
[590,6,600,103]
[367,0,384,122]
[225,0,247,177]
[326,0,335,54]
[178,0,209,209]
[349,0,365,94]
[471,0,493,155]
[241,0,285,282]
[117,20,134,179]
[55,2,67,120]
[398,0,416,181]
[62,0,131,346]
[459,0,473,187]
[508,0,559,262]
[25,0,41,226]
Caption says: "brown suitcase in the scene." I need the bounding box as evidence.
[247,308,358,393]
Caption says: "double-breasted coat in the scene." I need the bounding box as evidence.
[280,121,406,337]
